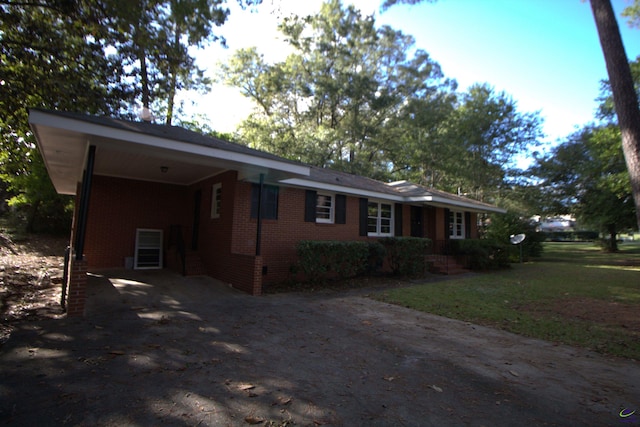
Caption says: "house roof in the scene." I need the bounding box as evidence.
[282,167,506,213]
[29,109,505,214]
[28,109,310,195]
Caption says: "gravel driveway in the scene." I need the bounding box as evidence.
[1,269,639,426]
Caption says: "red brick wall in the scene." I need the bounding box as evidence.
[229,184,385,285]
[83,176,189,269]
[188,171,253,285]
[81,173,483,293]
[470,212,479,238]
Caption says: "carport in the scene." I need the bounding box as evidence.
[29,109,309,316]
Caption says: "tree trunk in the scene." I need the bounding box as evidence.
[25,199,41,233]
[590,0,640,230]
[607,223,618,252]
[165,27,181,126]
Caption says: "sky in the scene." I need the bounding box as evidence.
[182,0,640,152]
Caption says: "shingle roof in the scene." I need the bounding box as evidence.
[307,166,504,212]
[32,109,505,213]
[32,109,296,165]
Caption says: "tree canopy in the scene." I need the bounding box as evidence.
[0,0,257,232]
[220,0,542,203]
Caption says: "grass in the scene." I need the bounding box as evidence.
[375,241,640,359]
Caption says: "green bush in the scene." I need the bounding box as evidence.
[449,239,510,270]
[366,241,386,274]
[380,237,431,277]
[295,240,371,282]
[483,212,544,262]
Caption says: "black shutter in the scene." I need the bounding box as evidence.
[304,190,317,222]
[444,208,450,240]
[465,211,472,239]
[394,204,403,236]
[251,184,278,220]
[335,194,346,224]
[359,198,368,236]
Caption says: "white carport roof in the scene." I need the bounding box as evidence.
[29,109,310,195]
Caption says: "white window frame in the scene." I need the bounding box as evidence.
[449,210,465,239]
[367,200,394,237]
[316,192,334,223]
[211,183,222,219]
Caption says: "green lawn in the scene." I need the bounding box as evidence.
[375,241,640,359]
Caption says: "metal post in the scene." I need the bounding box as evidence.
[74,145,96,261]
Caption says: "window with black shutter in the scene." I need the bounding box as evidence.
[251,184,279,220]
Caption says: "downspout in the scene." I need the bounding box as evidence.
[74,145,96,261]
[255,173,264,256]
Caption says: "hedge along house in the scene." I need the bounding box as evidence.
[29,109,506,316]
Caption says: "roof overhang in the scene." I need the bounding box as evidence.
[280,178,507,214]
[29,110,310,195]
[404,195,507,213]
[280,178,404,202]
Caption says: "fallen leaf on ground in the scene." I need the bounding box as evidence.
[430,385,443,392]
[272,396,292,406]
[244,415,264,424]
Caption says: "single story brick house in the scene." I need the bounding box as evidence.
[29,109,506,316]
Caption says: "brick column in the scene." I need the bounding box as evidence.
[252,256,263,296]
[66,258,88,317]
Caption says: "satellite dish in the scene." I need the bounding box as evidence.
[510,233,526,245]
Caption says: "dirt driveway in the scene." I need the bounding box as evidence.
[1,269,639,426]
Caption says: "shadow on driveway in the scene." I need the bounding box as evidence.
[1,269,639,426]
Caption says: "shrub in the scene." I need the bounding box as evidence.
[380,237,431,278]
[449,239,510,270]
[483,212,544,262]
[366,241,386,275]
[295,240,371,282]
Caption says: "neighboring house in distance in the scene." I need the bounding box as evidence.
[29,109,506,316]
[533,215,576,233]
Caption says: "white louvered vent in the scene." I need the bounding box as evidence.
[134,229,163,269]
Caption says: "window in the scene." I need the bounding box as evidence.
[305,191,346,224]
[316,193,333,223]
[134,229,163,269]
[449,210,465,239]
[367,201,393,236]
[251,184,279,220]
[211,183,222,219]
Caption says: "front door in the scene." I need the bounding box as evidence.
[410,206,423,237]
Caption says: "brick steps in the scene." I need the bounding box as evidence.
[427,255,469,275]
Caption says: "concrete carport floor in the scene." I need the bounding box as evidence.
[1,269,639,426]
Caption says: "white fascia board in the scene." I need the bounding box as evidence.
[29,110,310,178]
[280,178,404,202]
[282,176,507,213]
[406,195,507,213]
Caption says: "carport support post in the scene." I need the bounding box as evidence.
[66,145,95,317]
[66,259,87,317]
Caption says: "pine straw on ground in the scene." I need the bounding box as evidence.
[0,233,67,345]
